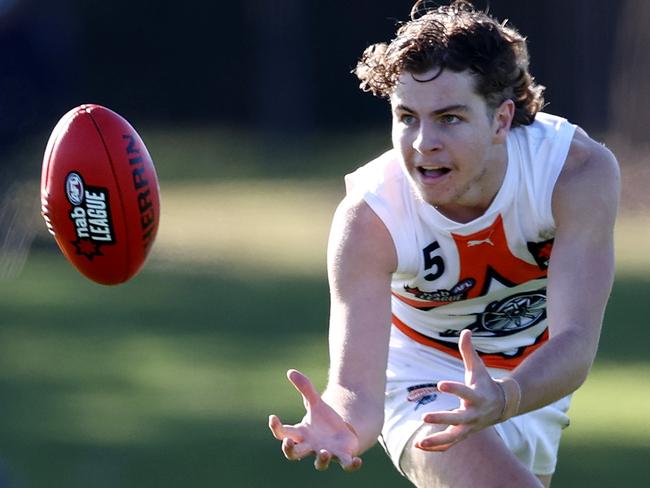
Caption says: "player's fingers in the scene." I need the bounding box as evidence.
[417,441,456,452]
[458,330,482,371]
[268,414,284,440]
[341,456,363,472]
[436,380,480,403]
[281,437,299,460]
[268,414,303,442]
[416,424,470,451]
[422,409,473,426]
[282,437,313,461]
[287,369,321,409]
[314,449,332,471]
[332,451,361,472]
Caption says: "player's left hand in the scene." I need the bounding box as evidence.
[416,329,505,451]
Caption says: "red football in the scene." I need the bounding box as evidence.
[41,104,160,285]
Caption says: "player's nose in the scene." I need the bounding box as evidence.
[413,122,442,153]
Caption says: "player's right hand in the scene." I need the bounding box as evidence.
[268,369,363,472]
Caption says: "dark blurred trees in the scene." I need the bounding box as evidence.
[609,0,650,145]
[472,0,620,134]
[0,0,644,143]
[244,0,315,138]
[0,0,78,167]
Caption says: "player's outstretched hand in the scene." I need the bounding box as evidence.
[416,330,505,451]
[268,369,363,472]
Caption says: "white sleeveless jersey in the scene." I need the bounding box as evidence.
[345,113,576,370]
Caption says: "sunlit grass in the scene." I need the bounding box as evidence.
[614,215,650,277]
[563,362,650,446]
[150,180,342,277]
[150,182,650,278]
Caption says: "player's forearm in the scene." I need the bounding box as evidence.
[322,383,385,453]
[509,326,598,415]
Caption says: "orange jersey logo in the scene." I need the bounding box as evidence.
[453,214,547,298]
[394,214,553,309]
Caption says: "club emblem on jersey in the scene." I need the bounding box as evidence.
[407,383,439,410]
[440,288,547,338]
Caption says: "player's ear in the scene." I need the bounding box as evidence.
[492,99,515,144]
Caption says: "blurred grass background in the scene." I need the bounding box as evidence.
[0,127,649,487]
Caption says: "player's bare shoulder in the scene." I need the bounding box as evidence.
[327,195,398,280]
[552,127,620,224]
[558,127,620,193]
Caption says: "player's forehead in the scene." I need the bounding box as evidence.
[390,68,485,113]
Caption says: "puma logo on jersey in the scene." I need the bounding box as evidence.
[467,236,494,247]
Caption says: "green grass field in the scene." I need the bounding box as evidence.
[1,128,649,486]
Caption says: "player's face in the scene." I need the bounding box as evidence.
[391,68,514,222]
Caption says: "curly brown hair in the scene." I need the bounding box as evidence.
[355,0,545,126]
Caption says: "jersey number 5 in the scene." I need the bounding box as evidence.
[423,241,445,281]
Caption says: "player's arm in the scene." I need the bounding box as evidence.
[418,128,620,450]
[508,128,619,412]
[322,195,397,451]
[269,196,397,469]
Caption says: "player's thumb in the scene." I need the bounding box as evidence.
[458,330,485,376]
[287,369,321,409]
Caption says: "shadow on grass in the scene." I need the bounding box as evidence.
[597,275,650,362]
[555,442,650,487]
[4,420,647,488]
[4,432,410,488]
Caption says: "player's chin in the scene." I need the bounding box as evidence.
[409,179,452,207]
[414,187,449,208]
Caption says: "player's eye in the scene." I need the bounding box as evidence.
[439,114,462,125]
[399,113,417,126]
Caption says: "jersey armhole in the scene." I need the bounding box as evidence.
[544,123,577,228]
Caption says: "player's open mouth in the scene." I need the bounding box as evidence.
[418,166,451,179]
